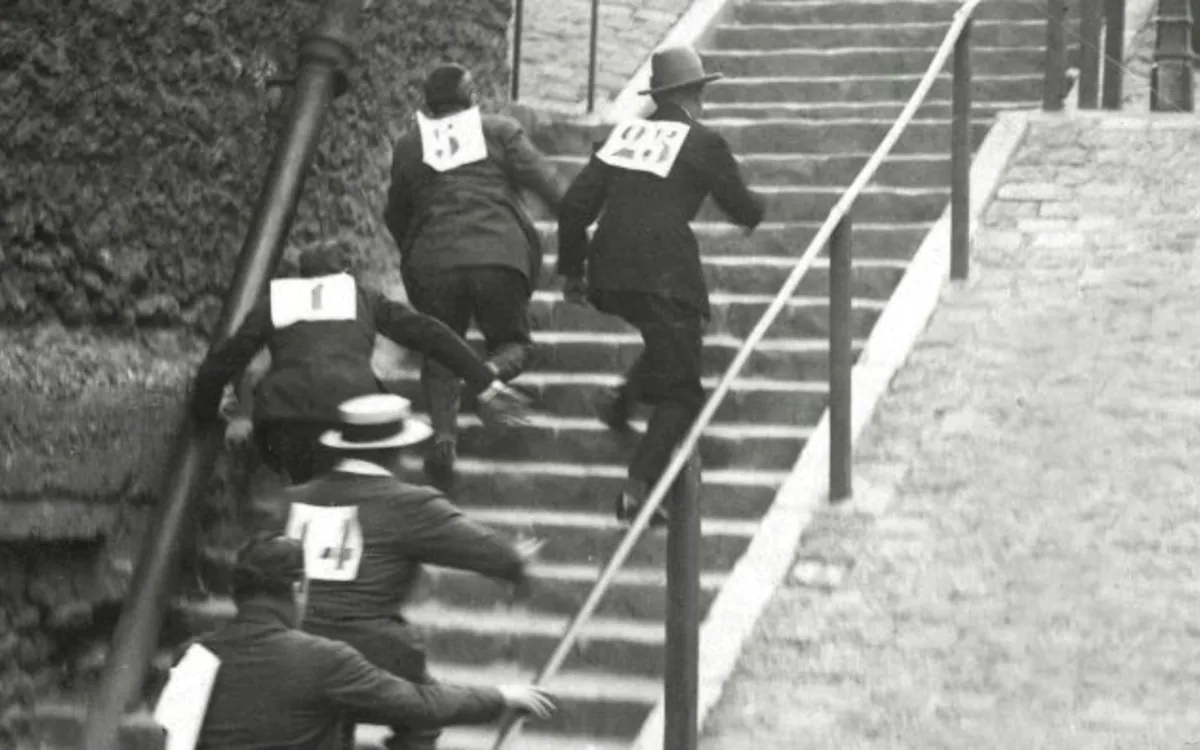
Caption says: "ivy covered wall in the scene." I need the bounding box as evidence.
[1,0,514,331]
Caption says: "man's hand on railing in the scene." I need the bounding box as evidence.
[477,382,534,428]
[495,685,556,719]
[224,417,255,451]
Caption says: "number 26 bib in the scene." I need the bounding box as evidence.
[596,119,691,178]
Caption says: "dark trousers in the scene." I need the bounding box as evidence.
[404,266,535,442]
[593,291,705,486]
[254,418,335,485]
[307,617,438,750]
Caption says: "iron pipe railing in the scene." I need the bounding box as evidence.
[1151,0,1195,111]
[510,0,602,112]
[1079,0,1104,108]
[80,2,365,748]
[828,216,853,503]
[493,0,984,747]
[1043,0,1069,110]
[951,19,972,281]
[1104,0,1128,108]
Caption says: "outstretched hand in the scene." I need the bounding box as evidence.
[477,383,533,428]
[496,685,556,719]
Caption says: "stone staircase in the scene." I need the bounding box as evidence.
[78,2,1072,749]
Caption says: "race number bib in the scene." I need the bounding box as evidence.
[154,644,221,750]
[270,273,357,329]
[285,503,365,582]
[596,119,691,178]
[417,106,488,172]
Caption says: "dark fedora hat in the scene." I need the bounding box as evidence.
[638,46,723,96]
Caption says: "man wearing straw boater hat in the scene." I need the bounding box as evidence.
[557,45,766,525]
[166,534,555,750]
[274,393,543,750]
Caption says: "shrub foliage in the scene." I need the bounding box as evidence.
[1,0,514,331]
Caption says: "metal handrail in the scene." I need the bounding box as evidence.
[492,0,985,747]
[510,0,603,112]
[80,2,365,748]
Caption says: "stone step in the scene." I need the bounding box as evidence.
[547,151,953,187]
[713,19,1071,50]
[528,291,887,340]
[530,116,991,156]
[392,370,829,425]
[534,220,933,260]
[407,601,671,677]
[735,0,1047,26]
[358,726,630,750]
[705,72,1043,105]
[484,331,865,382]
[452,414,811,471]
[404,457,785,518]
[423,662,657,738]
[533,182,951,224]
[703,98,1031,121]
[703,45,1048,77]
[411,563,727,621]
[535,255,908,298]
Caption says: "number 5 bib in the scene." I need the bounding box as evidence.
[417,106,489,172]
[596,119,691,178]
[285,503,365,582]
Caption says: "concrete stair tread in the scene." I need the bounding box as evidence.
[448,411,815,439]
[427,561,728,590]
[477,329,868,351]
[393,369,829,393]
[530,289,889,308]
[706,43,1045,55]
[424,662,662,702]
[535,218,934,233]
[404,601,666,643]
[398,455,792,487]
[460,507,762,536]
[709,71,1041,82]
[357,726,630,750]
[702,99,1032,112]
[718,19,1046,30]
[548,150,949,164]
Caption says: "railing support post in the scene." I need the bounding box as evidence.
[586,0,600,113]
[80,3,364,750]
[511,0,524,101]
[829,216,853,503]
[1103,0,1128,108]
[1079,0,1104,107]
[951,19,972,281]
[1043,0,1069,111]
[1152,0,1195,111]
[664,453,703,750]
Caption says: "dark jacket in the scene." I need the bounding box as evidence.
[556,102,766,317]
[193,600,506,750]
[281,470,527,634]
[384,112,561,286]
[192,277,495,424]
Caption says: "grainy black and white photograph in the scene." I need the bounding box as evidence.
[3,0,1200,748]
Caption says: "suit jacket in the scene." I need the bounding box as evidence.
[556,102,766,317]
[385,112,562,287]
[192,277,494,424]
[194,600,505,750]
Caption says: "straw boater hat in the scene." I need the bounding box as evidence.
[319,394,433,450]
[638,46,723,96]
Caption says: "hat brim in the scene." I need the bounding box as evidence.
[319,418,433,450]
[638,73,723,96]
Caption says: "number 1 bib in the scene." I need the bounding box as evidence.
[270,273,357,329]
[417,106,489,172]
[596,119,691,178]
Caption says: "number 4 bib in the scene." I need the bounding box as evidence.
[596,119,691,178]
[417,106,489,172]
[286,503,365,582]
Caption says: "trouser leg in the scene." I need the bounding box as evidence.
[468,266,536,383]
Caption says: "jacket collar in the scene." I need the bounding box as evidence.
[652,101,698,125]
[233,597,299,630]
[332,457,393,477]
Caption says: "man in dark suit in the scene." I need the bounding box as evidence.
[168,534,553,750]
[190,242,531,487]
[557,46,766,524]
[384,63,563,485]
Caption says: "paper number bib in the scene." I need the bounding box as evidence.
[417,106,488,172]
[270,273,357,329]
[285,503,365,582]
[596,119,691,178]
[154,643,221,750]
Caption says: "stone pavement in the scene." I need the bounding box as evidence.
[513,0,690,110]
[698,114,1200,749]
